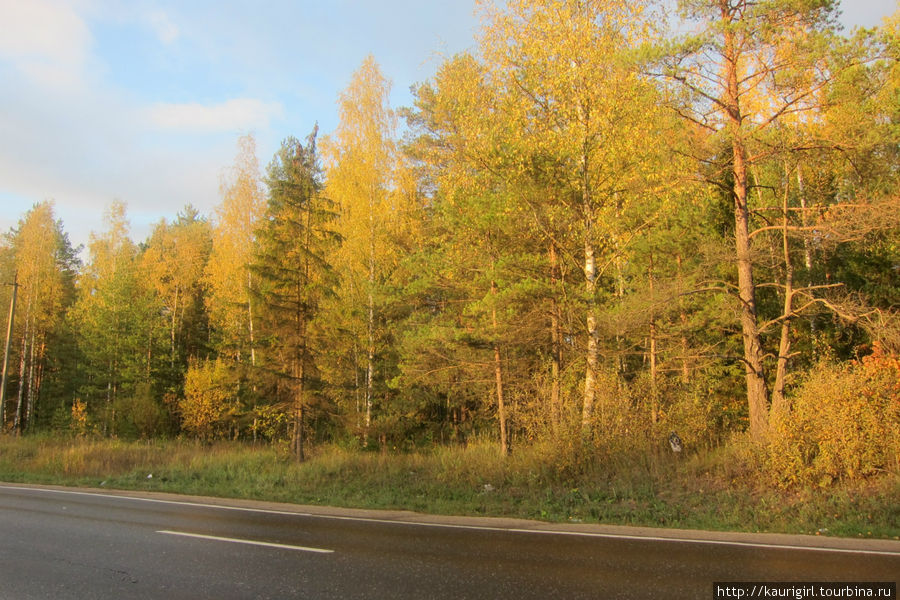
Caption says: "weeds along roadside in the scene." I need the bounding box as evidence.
[0,434,897,540]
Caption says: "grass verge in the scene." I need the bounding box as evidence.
[0,434,897,539]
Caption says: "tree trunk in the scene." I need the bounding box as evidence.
[648,255,659,426]
[676,254,690,384]
[493,342,507,456]
[365,287,374,437]
[796,164,817,336]
[293,358,305,462]
[549,241,561,434]
[582,207,598,442]
[613,228,626,386]
[365,188,376,440]
[293,406,305,461]
[723,14,769,440]
[353,341,361,429]
[32,341,46,428]
[490,277,508,456]
[293,403,305,462]
[14,322,28,434]
[171,285,178,371]
[24,328,37,431]
[105,375,112,437]
[0,275,18,429]
[771,163,795,417]
[109,325,120,436]
[247,271,256,367]
[797,165,813,275]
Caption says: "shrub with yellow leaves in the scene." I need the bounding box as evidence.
[178,359,239,441]
[766,344,900,487]
[70,398,90,437]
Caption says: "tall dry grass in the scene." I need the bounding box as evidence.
[0,433,897,538]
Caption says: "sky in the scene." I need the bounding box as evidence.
[0,0,897,254]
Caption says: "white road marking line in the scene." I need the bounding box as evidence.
[157,530,333,554]
[0,485,308,517]
[293,514,900,557]
[3,484,899,557]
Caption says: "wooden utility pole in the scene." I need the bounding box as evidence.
[1,273,19,430]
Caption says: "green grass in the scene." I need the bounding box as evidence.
[0,434,897,539]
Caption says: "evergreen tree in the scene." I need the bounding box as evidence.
[253,128,339,459]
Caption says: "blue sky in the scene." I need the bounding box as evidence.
[0,0,896,252]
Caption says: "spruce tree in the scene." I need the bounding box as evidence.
[253,127,339,460]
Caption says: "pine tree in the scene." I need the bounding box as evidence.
[658,0,888,439]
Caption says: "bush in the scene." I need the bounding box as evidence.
[115,382,168,439]
[766,345,900,487]
[179,359,240,441]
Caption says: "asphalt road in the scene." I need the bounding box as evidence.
[0,483,897,599]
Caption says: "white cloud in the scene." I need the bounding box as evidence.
[145,9,179,45]
[146,98,284,133]
[0,0,92,88]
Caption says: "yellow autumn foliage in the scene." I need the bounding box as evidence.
[765,344,900,487]
[70,399,90,437]
[179,359,239,441]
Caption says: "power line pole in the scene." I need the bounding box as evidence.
[1,273,19,431]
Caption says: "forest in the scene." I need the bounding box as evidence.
[1,0,898,491]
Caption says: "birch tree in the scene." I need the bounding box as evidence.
[142,206,212,387]
[323,56,397,443]
[4,202,77,432]
[205,134,266,365]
